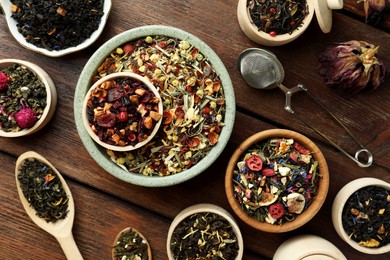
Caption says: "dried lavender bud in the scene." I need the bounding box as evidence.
[317,40,387,96]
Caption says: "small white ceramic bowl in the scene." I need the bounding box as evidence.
[167,203,244,260]
[237,0,343,46]
[273,234,347,260]
[82,72,163,152]
[225,129,329,233]
[332,177,390,254]
[0,0,111,57]
[0,59,57,137]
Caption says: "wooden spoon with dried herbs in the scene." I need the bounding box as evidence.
[112,227,152,260]
[15,151,83,260]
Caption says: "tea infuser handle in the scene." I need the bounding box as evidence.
[354,148,373,168]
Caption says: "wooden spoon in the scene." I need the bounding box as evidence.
[112,227,152,259]
[15,151,83,260]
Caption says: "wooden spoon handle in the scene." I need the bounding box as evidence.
[56,233,83,260]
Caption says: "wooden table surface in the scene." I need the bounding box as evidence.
[1,0,390,259]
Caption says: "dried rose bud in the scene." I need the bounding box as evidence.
[317,40,387,96]
[15,108,37,129]
[0,71,8,91]
[361,0,390,24]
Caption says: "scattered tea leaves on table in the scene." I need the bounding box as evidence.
[232,138,321,225]
[0,64,46,132]
[342,185,390,248]
[170,212,239,259]
[17,158,69,223]
[10,0,104,51]
[113,228,149,260]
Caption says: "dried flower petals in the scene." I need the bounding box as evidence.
[86,77,161,147]
[232,138,321,225]
[318,40,387,96]
[359,0,390,25]
[96,35,226,176]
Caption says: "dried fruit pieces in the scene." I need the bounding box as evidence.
[86,77,162,147]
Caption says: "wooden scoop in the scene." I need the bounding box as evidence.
[15,151,83,260]
[112,227,152,259]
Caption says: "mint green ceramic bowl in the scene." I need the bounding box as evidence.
[74,25,235,187]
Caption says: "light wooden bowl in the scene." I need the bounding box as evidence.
[225,129,329,232]
[332,177,390,254]
[166,204,244,260]
[237,0,343,46]
[0,59,57,137]
[82,72,163,152]
[112,227,152,260]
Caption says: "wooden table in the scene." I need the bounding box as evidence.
[1,0,389,259]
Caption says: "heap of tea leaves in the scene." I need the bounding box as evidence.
[18,158,69,223]
[170,212,239,259]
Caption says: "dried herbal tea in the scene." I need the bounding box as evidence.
[0,64,46,132]
[342,185,390,248]
[10,0,104,51]
[170,212,239,259]
[18,158,69,223]
[86,77,162,147]
[113,228,149,260]
[97,35,226,176]
[232,138,321,225]
[247,0,309,36]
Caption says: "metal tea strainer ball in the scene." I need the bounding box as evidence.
[237,48,373,168]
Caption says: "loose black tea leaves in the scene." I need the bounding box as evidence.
[113,228,149,260]
[18,158,69,223]
[10,0,104,51]
[0,64,46,132]
[170,212,239,259]
[247,0,309,36]
[342,185,390,248]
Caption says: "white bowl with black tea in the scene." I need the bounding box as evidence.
[166,203,244,260]
[332,177,390,254]
[0,59,57,137]
[0,0,112,57]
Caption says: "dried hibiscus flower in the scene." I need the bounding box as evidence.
[317,40,387,96]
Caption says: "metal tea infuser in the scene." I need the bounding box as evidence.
[237,48,373,168]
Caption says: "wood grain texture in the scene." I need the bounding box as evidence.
[0,0,390,259]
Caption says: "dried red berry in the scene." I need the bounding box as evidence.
[123,44,135,55]
[293,142,310,155]
[96,113,116,128]
[0,71,8,91]
[117,111,128,122]
[262,168,275,176]
[107,88,124,102]
[15,108,37,129]
[269,203,285,219]
[246,154,263,171]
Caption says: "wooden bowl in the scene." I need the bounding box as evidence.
[82,72,163,152]
[112,227,152,260]
[237,0,343,46]
[332,178,390,254]
[166,203,244,260]
[0,59,57,137]
[225,129,329,233]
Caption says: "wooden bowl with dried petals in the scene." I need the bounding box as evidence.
[225,129,329,233]
[0,59,57,137]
